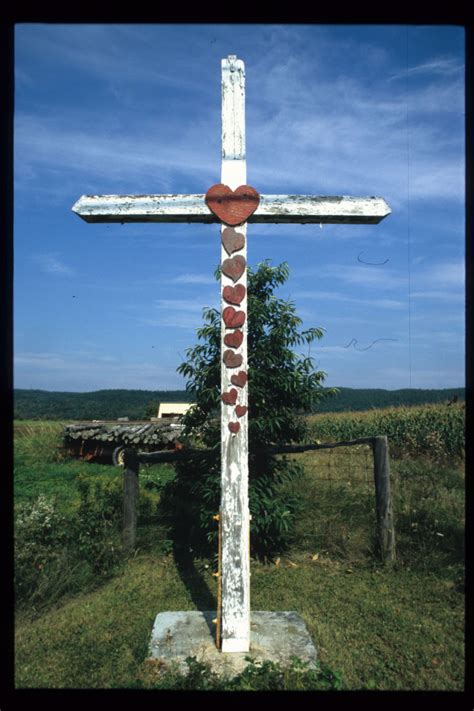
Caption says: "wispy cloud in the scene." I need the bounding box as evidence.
[14,349,185,390]
[32,252,73,275]
[422,259,465,287]
[388,57,463,82]
[15,113,217,195]
[15,26,464,208]
[411,290,464,303]
[293,289,406,310]
[171,273,217,285]
[153,298,214,312]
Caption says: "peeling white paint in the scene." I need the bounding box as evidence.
[72,193,391,224]
[220,55,250,653]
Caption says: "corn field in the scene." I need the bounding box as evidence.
[307,402,464,462]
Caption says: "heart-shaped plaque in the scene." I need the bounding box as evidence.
[205,184,260,226]
[223,350,243,369]
[221,388,238,405]
[231,370,247,388]
[223,306,246,329]
[228,422,240,434]
[224,330,244,349]
[223,284,246,306]
[235,405,248,418]
[222,227,245,255]
[222,255,246,283]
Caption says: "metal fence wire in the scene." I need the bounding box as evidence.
[275,438,396,564]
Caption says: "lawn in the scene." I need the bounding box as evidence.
[13,417,465,690]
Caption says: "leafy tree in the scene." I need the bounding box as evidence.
[143,400,160,419]
[159,261,336,558]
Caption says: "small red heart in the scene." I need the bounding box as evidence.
[205,184,260,226]
[222,227,245,255]
[235,405,248,418]
[224,330,244,348]
[223,306,246,329]
[223,284,246,306]
[223,350,243,368]
[228,422,240,434]
[221,388,238,405]
[222,255,246,283]
[231,371,247,388]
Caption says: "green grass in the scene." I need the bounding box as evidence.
[14,418,465,690]
[14,420,175,513]
[14,554,464,690]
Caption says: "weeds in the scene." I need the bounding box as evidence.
[15,479,124,612]
[135,655,344,690]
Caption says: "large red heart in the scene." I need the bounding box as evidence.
[221,388,238,405]
[224,330,244,348]
[222,227,245,255]
[235,405,248,418]
[222,255,246,283]
[223,350,243,368]
[223,284,246,306]
[223,306,246,329]
[231,371,247,388]
[228,422,240,434]
[205,184,260,226]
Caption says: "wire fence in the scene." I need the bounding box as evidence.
[281,442,376,486]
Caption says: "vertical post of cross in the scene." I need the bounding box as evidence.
[219,55,250,653]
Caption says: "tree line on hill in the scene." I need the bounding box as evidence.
[13,386,465,421]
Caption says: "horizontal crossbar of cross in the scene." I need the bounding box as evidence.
[72,193,391,224]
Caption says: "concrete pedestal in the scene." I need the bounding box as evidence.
[148,610,317,677]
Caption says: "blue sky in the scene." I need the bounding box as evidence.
[14,24,465,392]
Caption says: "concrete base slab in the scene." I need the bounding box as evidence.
[148,611,317,677]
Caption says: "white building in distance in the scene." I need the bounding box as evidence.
[156,403,195,419]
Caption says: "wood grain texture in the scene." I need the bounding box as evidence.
[373,436,396,564]
[73,193,391,224]
[220,54,250,654]
[205,184,259,226]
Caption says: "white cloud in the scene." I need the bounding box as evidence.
[171,273,217,285]
[294,289,406,310]
[422,260,465,286]
[14,28,464,209]
[14,349,186,390]
[153,298,215,312]
[411,290,464,303]
[32,253,73,275]
[388,57,463,82]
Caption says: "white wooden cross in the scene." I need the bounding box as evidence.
[73,54,390,654]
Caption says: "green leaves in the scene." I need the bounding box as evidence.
[161,261,334,557]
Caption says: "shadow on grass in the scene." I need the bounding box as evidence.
[172,542,217,637]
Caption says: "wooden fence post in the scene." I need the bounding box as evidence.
[372,435,396,564]
[122,448,139,551]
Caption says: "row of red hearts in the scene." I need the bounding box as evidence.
[220,227,248,435]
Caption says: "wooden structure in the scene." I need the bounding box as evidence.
[72,55,391,653]
[63,421,183,463]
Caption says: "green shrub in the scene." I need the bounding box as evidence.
[15,478,125,611]
[160,262,336,558]
[15,495,69,605]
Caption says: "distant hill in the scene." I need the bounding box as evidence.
[13,389,193,421]
[314,387,465,413]
[13,386,465,421]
